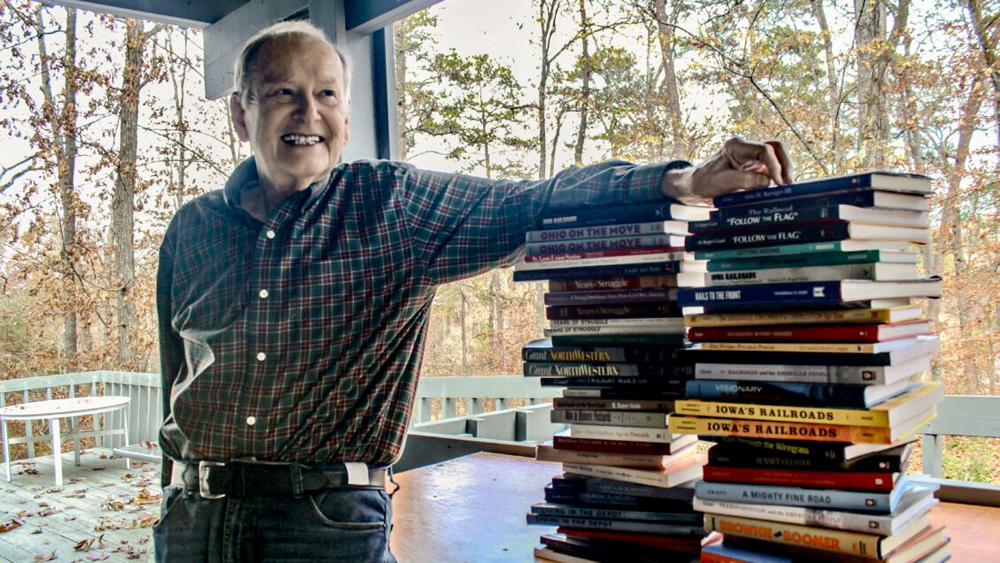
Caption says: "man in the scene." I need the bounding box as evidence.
[154,20,791,562]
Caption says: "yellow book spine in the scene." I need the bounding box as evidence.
[704,513,881,559]
[699,341,882,353]
[668,416,893,444]
[674,399,889,427]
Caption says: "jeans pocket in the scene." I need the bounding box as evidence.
[305,489,388,531]
[152,486,184,533]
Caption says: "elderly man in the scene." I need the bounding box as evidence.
[154,20,791,562]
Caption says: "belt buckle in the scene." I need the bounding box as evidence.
[198,461,227,499]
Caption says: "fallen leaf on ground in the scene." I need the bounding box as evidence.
[87,555,109,561]
[134,489,160,505]
[34,551,56,561]
[139,515,158,528]
[73,538,94,552]
[0,519,22,532]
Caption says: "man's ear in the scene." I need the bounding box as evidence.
[230,92,250,142]
[343,112,350,145]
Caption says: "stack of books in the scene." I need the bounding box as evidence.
[514,200,715,562]
[667,172,950,562]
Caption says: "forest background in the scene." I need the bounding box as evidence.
[0,0,996,482]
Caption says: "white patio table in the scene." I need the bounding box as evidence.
[1,396,131,486]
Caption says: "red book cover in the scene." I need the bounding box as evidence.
[553,435,691,455]
[548,275,679,292]
[525,246,685,263]
[702,465,898,491]
[559,527,703,551]
[688,320,932,343]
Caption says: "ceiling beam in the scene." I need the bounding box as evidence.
[345,0,442,34]
[39,0,249,28]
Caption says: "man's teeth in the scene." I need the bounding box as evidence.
[282,134,322,145]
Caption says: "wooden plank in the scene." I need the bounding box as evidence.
[921,395,1000,437]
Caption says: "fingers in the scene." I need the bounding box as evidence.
[765,140,793,184]
[692,168,771,200]
[724,137,785,186]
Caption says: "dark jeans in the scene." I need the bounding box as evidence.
[154,485,396,562]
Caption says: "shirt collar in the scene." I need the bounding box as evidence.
[223,156,334,212]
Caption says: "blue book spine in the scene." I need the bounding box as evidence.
[553,476,696,502]
[693,205,865,233]
[677,281,844,308]
[539,201,685,229]
[694,480,904,512]
[712,172,928,207]
[685,379,870,408]
[685,223,851,252]
[708,190,882,217]
[513,261,686,282]
[544,288,679,306]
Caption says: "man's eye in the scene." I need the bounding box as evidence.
[274,88,294,98]
[320,89,338,99]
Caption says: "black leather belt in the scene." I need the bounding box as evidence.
[170,460,388,499]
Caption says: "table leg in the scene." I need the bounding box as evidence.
[72,415,81,467]
[122,406,131,470]
[2,418,10,482]
[50,418,62,487]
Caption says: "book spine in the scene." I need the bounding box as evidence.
[516,251,692,272]
[549,317,686,328]
[685,380,870,408]
[708,191,880,219]
[694,481,891,512]
[678,348,894,367]
[563,456,705,489]
[527,513,704,535]
[685,309,907,327]
[536,448,666,468]
[546,302,682,319]
[550,334,687,347]
[525,236,683,255]
[693,206,851,232]
[545,289,680,306]
[553,436,679,455]
[514,261,687,282]
[694,363,886,385]
[548,276,680,292]
[524,362,644,377]
[551,409,668,428]
[706,250,905,272]
[698,341,885,354]
[545,325,685,336]
[703,263,885,287]
[689,326,881,343]
[702,466,896,491]
[526,221,685,243]
[567,424,676,442]
[539,202,688,229]
[669,416,893,444]
[677,282,844,308]
[552,398,677,411]
[541,376,687,388]
[707,445,905,472]
[707,437,848,463]
[713,175,882,207]
[694,240,866,261]
[703,513,881,559]
[553,476,695,501]
[675,399,888,427]
[531,504,701,523]
[522,346,685,364]
[685,223,851,252]
[692,499,895,536]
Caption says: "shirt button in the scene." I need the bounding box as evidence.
[246,416,256,426]
[265,230,275,239]
[256,352,266,361]
[259,289,269,299]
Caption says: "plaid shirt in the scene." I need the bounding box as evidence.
[157,157,684,475]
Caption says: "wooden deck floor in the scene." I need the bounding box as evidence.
[1,450,998,562]
[0,449,156,562]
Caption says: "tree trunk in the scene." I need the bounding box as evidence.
[963,0,1000,153]
[167,29,190,211]
[573,0,590,166]
[36,7,79,361]
[811,0,842,169]
[393,22,410,161]
[111,19,145,367]
[655,0,685,157]
[460,288,468,375]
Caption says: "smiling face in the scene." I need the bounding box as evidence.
[231,35,350,195]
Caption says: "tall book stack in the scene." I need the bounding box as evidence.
[513,200,716,563]
[667,172,951,563]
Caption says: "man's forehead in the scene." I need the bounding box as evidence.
[255,37,344,83]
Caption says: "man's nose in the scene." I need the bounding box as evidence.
[293,94,320,121]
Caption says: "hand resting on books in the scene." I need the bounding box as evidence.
[663,137,793,204]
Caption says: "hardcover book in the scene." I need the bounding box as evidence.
[696,262,919,287]
[702,465,900,492]
[526,220,691,243]
[525,238,685,256]
[552,432,697,455]
[685,305,924,327]
[685,222,928,252]
[550,409,671,428]
[705,249,918,272]
[538,200,712,229]
[548,275,680,292]
[552,473,697,502]
[705,436,918,463]
[677,335,939,367]
[694,204,929,232]
[693,355,932,386]
[683,378,917,409]
[694,477,914,512]
[535,442,693,469]
[668,412,934,445]
[707,441,915,472]
[676,280,941,309]
[546,301,682,319]
[515,249,695,271]
[513,260,701,282]
[712,171,933,208]
[687,321,933,343]
[561,453,706,489]
[530,502,703,524]
[544,288,680,306]
[694,239,915,260]
[524,361,680,378]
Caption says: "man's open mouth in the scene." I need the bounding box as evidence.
[281,134,324,146]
